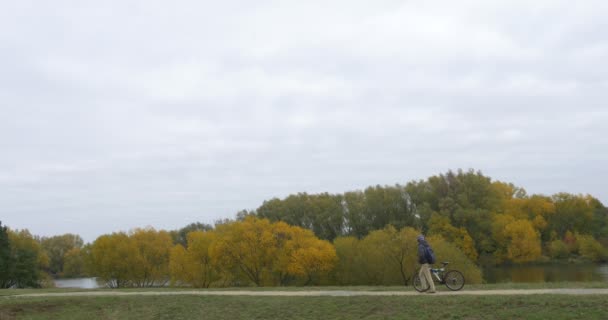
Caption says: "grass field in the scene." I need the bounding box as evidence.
[2,283,608,319]
[1,294,608,320]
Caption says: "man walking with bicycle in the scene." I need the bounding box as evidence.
[417,234,436,293]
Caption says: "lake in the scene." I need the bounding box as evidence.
[54,278,101,289]
[483,263,608,283]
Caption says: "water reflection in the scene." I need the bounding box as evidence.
[483,264,608,283]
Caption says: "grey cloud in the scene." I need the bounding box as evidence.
[1,0,607,241]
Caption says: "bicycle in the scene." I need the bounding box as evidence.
[413,261,465,292]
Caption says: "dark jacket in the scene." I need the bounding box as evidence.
[417,238,432,264]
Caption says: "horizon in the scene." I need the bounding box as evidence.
[2,169,605,243]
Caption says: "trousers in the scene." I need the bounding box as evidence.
[419,263,436,292]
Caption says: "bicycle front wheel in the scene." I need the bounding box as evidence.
[412,273,429,292]
[444,270,465,291]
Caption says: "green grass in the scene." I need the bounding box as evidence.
[1,294,607,319]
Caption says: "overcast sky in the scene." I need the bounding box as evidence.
[1,0,607,242]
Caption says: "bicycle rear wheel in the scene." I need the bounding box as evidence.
[444,270,465,291]
[412,273,429,292]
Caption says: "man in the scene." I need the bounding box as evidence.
[417,234,436,293]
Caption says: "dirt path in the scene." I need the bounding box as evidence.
[4,288,608,298]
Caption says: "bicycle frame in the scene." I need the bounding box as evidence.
[430,267,445,282]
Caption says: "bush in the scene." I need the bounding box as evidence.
[549,240,569,259]
[427,236,483,284]
[576,234,605,262]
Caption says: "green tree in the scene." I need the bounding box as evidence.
[428,213,478,261]
[3,229,47,288]
[63,247,85,278]
[40,233,84,277]
[170,222,213,247]
[331,236,363,285]
[0,221,12,288]
[257,193,345,241]
[364,226,419,285]
[548,193,595,237]
[548,240,569,259]
[406,169,507,255]
[576,234,606,262]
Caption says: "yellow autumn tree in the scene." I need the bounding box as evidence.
[169,231,219,288]
[283,226,337,285]
[209,217,279,286]
[491,214,516,263]
[169,245,188,285]
[88,232,137,288]
[270,221,296,285]
[86,229,172,288]
[503,219,541,263]
[129,228,173,287]
[503,196,554,239]
[428,214,478,261]
[209,217,337,286]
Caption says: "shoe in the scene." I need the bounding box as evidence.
[428,291,436,294]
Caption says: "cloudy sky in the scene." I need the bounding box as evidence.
[1,0,607,242]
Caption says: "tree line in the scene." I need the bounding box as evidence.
[256,169,608,265]
[1,169,606,288]
[1,218,481,288]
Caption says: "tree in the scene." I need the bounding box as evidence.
[406,169,507,255]
[361,185,416,235]
[169,231,219,288]
[40,233,84,277]
[208,217,336,286]
[170,222,213,247]
[256,193,345,241]
[576,234,606,262]
[0,221,12,288]
[504,220,542,263]
[331,236,363,285]
[209,217,279,286]
[63,247,85,278]
[363,226,419,285]
[492,214,542,264]
[342,191,368,238]
[2,229,47,288]
[427,235,483,284]
[87,232,137,288]
[280,225,337,285]
[129,228,173,287]
[428,214,478,261]
[548,240,569,259]
[548,193,594,237]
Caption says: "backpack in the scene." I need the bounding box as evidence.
[424,246,436,264]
